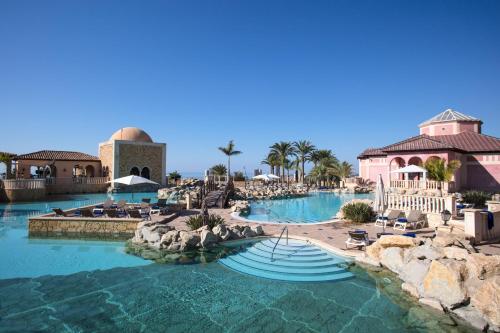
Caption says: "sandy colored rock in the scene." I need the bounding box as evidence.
[365,242,383,261]
[400,258,430,292]
[422,259,468,308]
[452,306,489,331]
[418,298,443,312]
[378,235,417,249]
[401,282,419,298]
[380,247,404,274]
[466,253,500,280]
[443,247,469,261]
[470,276,500,327]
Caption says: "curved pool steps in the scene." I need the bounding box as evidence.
[219,238,353,282]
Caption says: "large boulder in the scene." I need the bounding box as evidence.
[251,225,264,236]
[160,230,179,246]
[213,224,231,241]
[452,306,489,331]
[200,229,218,248]
[378,235,417,249]
[400,258,431,293]
[405,244,442,262]
[366,242,383,261]
[380,247,405,274]
[466,253,500,280]
[242,226,257,238]
[141,227,161,243]
[422,259,468,308]
[470,276,500,328]
[179,231,201,251]
[443,247,469,261]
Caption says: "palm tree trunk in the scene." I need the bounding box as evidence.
[301,159,305,183]
[227,156,231,182]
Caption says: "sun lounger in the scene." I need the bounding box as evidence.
[393,210,425,231]
[141,198,151,204]
[345,230,370,250]
[374,209,402,228]
[53,208,70,217]
[80,209,95,218]
[128,209,150,220]
[104,209,126,218]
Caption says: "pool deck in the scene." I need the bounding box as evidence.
[169,208,500,256]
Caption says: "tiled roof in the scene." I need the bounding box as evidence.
[381,135,457,152]
[0,152,16,158]
[419,109,481,127]
[434,132,500,153]
[14,150,100,161]
[357,148,386,158]
[358,132,500,158]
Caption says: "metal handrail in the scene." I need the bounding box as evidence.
[271,226,288,261]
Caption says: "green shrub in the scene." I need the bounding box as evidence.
[462,191,491,208]
[342,202,373,223]
[186,214,225,230]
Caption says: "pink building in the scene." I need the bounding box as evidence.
[358,109,500,192]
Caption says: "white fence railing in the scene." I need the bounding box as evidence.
[386,193,455,215]
[0,179,46,190]
[389,179,455,192]
[45,177,109,185]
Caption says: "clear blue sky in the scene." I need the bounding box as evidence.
[1,0,499,176]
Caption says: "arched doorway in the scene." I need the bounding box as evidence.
[42,165,57,178]
[389,157,406,180]
[30,166,42,179]
[85,165,95,177]
[0,161,7,179]
[141,167,150,179]
[130,167,140,176]
[408,157,423,180]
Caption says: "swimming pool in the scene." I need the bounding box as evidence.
[0,193,477,332]
[0,192,158,279]
[241,192,373,224]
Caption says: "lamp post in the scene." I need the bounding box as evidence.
[441,209,452,226]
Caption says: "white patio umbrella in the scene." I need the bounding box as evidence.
[374,174,387,232]
[267,174,280,180]
[252,174,270,181]
[391,164,427,181]
[107,175,159,186]
[107,175,159,200]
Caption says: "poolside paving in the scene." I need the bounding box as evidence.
[169,208,500,256]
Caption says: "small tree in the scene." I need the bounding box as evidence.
[211,164,227,177]
[218,140,242,180]
[424,158,461,182]
[168,171,181,184]
[0,153,13,179]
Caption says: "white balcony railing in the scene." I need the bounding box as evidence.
[389,179,454,192]
[45,177,109,185]
[386,193,455,215]
[0,179,46,190]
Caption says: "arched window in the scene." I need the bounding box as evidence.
[141,167,150,179]
[85,165,95,177]
[130,167,140,176]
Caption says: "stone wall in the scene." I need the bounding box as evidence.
[118,143,165,184]
[99,142,114,179]
[2,188,46,202]
[29,216,141,238]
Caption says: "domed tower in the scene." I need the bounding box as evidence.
[99,127,166,185]
[419,109,482,136]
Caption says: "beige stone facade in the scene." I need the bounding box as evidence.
[98,127,167,186]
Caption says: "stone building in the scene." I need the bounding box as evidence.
[99,127,167,186]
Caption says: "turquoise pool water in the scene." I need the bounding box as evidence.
[0,192,158,279]
[0,193,477,332]
[245,192,373,224]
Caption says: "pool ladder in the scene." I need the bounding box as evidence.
[270,226,288,262]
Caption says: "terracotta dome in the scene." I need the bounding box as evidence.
[109,127,153,143]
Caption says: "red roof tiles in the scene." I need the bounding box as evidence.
[359,132,500,158]
[14,150,100,161]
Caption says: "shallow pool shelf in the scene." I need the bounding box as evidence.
[219,238,354,282]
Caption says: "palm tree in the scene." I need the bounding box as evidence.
[424,158,461,182]
[168,171,182,181]
[218,140,242,180]
[270,141,296,182]
[310,149,337,167]
[261,152,280,175]
[332,161,353,181]
[294,140,315,183]
[211,164,227,176]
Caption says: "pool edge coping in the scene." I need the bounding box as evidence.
[230,212,343,226]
